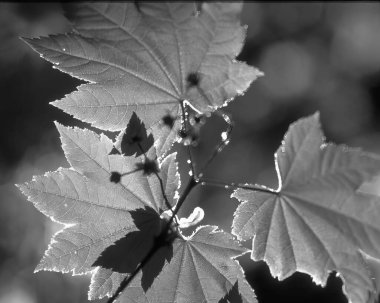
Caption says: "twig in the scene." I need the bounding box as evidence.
[107,239,160,303]
[199,177,278,195]
[197,109,234,177]
[120,168,143,177]
[137,143,172,212]
[179,100,196,177]
[107,176,197,303]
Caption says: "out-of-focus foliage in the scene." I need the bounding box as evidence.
[1,3,380,303]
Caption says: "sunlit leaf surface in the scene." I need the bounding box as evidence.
[232,113,380,303]
[23,3,261,154]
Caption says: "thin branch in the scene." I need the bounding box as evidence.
[154,171,172,211]
[110,168,143,183]
[107,176,197,303]
[120,167,143,177]
[197,109,234,178]
[137,143,172,211]
[199,177,278,195]
[167,176,197,225]
[107,238,160,303]
[179,100,196,177]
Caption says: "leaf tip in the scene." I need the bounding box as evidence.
[53,120,65,135]
[19,36,31,43]
[53,120,62,127]
[312,110,321,120]
[34,261,45,273]
[50,100,59,108]
[15,183,27,197]
[255,68,265,78]
[54,120,73,136]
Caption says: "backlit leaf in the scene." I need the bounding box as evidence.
[93,206,174,292]
[54,123,179,214]
[17,122,180,298]
[113,226,256,303]
[23,2,262,153]
[232,113,380,303]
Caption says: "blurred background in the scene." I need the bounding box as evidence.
[1,2,380,303]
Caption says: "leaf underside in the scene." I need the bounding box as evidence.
[18,2,380,303]
[23,2,261,156]
[92,207,173,292]
[18,122,255,302]
[17,124,179,295]
[114,226,255,303]
[232,113,380,303]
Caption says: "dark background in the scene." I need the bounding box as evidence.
[1,2,380,303]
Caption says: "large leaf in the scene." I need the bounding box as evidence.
[17,123,180,292]
[113,226,256,303]
[232,113,380,303]
[23,2,262,153]
[18,122,256,302]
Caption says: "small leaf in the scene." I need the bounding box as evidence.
[178,206,205,228]
[232,113,380,303]
[120,112,154,157]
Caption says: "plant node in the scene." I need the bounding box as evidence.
[136,158,159,176]
[187,72,200,87]
[110,172,122,183]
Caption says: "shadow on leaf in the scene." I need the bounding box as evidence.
[93,207,173,291]
[219,282,243,303]
[121,112,154,157]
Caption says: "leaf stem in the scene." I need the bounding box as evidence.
[167,176,197,225]
[199,177,277,195]
[197,109,234,177]
[180,100,196,177]
[120,167,143,177]
[137,143,172,211]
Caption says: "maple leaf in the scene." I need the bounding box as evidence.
[17,123,180,294]
[105,226,256,303]
[17,121,255,302]
[232,113,380,303]
[22,2,262,154]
